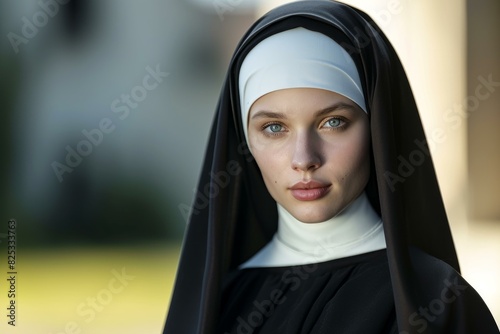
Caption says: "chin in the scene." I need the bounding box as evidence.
[290,207,338,224]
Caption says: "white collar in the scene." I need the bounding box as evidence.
[240,192,386,268]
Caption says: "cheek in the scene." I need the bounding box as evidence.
[249,134,288,179]
[252,151,282,187]
[329,130,370,182]
[251,149,292,203]
[348,132,371,184]
[350,136,370,168]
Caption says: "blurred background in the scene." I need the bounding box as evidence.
[0,0,498,332]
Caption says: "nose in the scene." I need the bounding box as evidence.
[291,131,322,172]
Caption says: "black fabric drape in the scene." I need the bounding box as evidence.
[163,1,499,333]
[217,250,397,334]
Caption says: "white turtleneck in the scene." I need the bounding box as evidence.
[240,192,386,268]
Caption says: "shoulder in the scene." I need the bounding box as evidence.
[407,248,499,333]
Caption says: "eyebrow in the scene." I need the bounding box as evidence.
[251,102,357,120]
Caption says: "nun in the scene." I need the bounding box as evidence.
[163,1,499,333]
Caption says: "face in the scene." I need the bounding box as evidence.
[247,88,370,223]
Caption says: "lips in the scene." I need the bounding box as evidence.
[289,181,331,201]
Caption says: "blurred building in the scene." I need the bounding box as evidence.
[1,0,242,244]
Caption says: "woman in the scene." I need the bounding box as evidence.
[163,1,499,333]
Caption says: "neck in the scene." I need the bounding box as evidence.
[240,192,386,268]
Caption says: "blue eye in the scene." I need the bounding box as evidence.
[325,118,343,128]
[266,124,283,133]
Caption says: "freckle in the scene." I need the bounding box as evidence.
[274,180,277,184]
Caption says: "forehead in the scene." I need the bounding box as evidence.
[249,88,362,117]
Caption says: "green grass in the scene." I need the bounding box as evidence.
[0,243,181,334]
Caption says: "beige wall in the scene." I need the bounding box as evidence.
[467,0,500,221]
